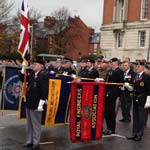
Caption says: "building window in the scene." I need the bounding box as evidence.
[116,31,124,48]
[141,0,148,20]
[114,0,125,22]
[89,33,100,44]
[139,31,146,47]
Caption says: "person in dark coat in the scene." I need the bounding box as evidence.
[78,58,88,78]
[44,59,55,75]
[126,61,150,141]
[103,57,124,135]
[143,64,150,125]
[119,60,136,122]
[62,58,76,75]
[21,59,48,149]
[84,59,99,79]
[54,59,65,74]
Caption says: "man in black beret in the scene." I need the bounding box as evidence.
[21,57,48,149]
[126,61,150,141]
[83,58,99,79]
[62,58,76,75]
[78,58,88,78]
[103,57,124,135]
[119,60,136,123]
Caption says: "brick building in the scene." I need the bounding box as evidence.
[63,16,95,60]
[0,16,100,61]
[101,0,150,61]
[43,16,99,60]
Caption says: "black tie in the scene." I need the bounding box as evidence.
[136,74,140,80]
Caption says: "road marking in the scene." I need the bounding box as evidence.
[102,134,126,139]
[0,113,18,116]
[40,141,54,145]
[113,134,126,139]
[6,113,18,116]
[0,127,5,129]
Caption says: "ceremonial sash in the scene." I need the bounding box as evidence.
[70,82,105,142]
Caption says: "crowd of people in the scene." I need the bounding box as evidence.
[76,57,150,142]
[1,56,150,149]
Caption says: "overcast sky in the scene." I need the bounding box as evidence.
[10,0,104,32]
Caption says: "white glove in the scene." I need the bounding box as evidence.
[22,96,26,102]
[37,99,45,111]
[50,70,55,74]
[120,86,125,91]
[94,78,104,82]
[21,61,26,74]
[76,78,81,82]
[45,99,48,105]
[71,74,76,79]
[63,72,68,75]
[145,96,150,108]
[124,82,133,91]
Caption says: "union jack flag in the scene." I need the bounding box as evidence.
[18,0,30,62]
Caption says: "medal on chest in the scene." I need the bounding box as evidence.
[140,81,144,87]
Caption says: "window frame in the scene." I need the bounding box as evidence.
[115,31,124,48]
[141,0,148,20]
[138,30,146,48]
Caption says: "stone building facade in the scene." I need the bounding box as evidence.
[101,0,150,61]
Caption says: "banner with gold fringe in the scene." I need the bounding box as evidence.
[43,76,73,126]
[18,76,73,126]
[44,79,61,126]
[70,82,105,142]
[1,66,21,110]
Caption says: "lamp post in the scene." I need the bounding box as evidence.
[30,25,33,60]
[147,30,150,62]
[30,23,37,60]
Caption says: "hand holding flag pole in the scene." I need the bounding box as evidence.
[21,61,27,102]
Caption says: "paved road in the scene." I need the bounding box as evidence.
[0,110,150,150]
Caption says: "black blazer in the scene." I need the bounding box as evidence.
[106,67,124,98]
[85,67,99,79]
[21,70,48,110]
[133,72,150,107]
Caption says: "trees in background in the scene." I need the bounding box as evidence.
[48,7,71,54]
[48,7,82,55]
[0,0,43,59]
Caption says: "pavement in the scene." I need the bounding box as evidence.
[0,109,150,150]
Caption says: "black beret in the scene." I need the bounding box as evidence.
[63,58,73,63]
[33,58,44,65]
[136,61,145,66]
[87,59,95,63]
[110,57,119,62]
[80,58,88,63]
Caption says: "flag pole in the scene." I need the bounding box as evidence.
[0,66,6,116]
[18,0,30,101]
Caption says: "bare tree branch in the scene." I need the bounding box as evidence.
[0,0,14,22]
[51,7,71,34]
[14,7,43,24]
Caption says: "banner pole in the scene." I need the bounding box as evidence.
[0,65,6,116]
[18,61,27,119]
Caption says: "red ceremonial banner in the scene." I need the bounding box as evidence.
[70,82,105,142]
